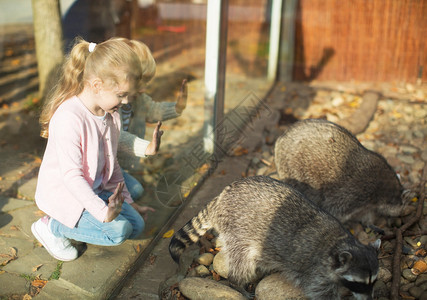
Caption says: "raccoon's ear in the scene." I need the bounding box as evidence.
[337,251,352,268]
[370,239,381,252]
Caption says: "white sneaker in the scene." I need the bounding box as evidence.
[31,216,78,261]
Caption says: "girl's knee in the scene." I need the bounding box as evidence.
[107,220,133,245]
[129,215,145,239]
[129,183,144,200]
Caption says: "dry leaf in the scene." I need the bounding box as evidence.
[31,279,47,288]
[149,254,156,265]
[212,271,221,281]
[10,247,17,258]
[163,229,175,238]
[233,146,248,156]
[411,260,427,275]
[0,256,15,266]
[10,225,19,230]
[32,264,43,272]
[23,294,32,300]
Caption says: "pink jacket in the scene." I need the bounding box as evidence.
[35,96,133,228]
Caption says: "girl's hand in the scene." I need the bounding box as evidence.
[130,202,155,221]
[175,79,188,114]
[104,182,125,222]
[145,121,163,155]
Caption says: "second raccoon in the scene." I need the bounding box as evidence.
[169,176,379,300]
[274,118,412,225]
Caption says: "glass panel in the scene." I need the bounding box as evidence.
[0,0,276,241]
[114,1,209,238]
[221,0,275,155]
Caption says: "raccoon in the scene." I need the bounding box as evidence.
[274,118,412,225]
[169,176,379,300]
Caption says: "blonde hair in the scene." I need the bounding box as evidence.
[39,37,143,138]
[128,40,156,85]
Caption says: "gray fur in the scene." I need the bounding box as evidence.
[169,176,379,300]
[274,118,411,224]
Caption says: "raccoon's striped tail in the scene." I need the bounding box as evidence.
[169,206,212,263]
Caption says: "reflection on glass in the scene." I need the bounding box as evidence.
[222,0,274,157]
[0,0,276,241]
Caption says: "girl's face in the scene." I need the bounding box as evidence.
[97,80,131,114]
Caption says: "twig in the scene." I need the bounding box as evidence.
[390,163,427,300]
[260,158,272,166]
[382,229,427,241]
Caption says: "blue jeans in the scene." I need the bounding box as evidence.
[122,169,144,200]
[50,190,144,246]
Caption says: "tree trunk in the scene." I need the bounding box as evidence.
[31,0,64,99]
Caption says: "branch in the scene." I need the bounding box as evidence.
[390,163,427,300]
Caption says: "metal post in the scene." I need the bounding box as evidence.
[203,0,228,155]
[267,0,283,81]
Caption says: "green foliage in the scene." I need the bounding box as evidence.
[49,261,63,280]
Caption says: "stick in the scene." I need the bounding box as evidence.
[390,163,427,300]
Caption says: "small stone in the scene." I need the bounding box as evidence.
[402,268,418,282]
[400,282,415,292]
[373,280,389,298]
[196,253,214,266]
[400,145,419,154]
[419,282,427,291]
[415,273,427,286]
[213,251,228,279]
[404,236,419,249]
[255,273,305,300]
[409,286,424,299]
[378,267,392,283]
[179,277,246,300]
[397,154,415,165]
[195,265,211,277]
[331,96,344,106]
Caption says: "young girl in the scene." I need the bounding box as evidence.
[31,37,161,261]
[117,39,188,201]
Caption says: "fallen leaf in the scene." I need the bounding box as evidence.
[134,244,142,253]
[32,264,43,272]
[10,247,17,258]
[415,248,427,257]
[232,146,249,156]
[149,254,156,265]
[31,279,47,288]
[212,271,221,281]
[23,294,32,300]
[411,260,427,275]
[0,256,16,266]
[163,229,175,238]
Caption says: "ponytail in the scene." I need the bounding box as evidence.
[39,37,142,138]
